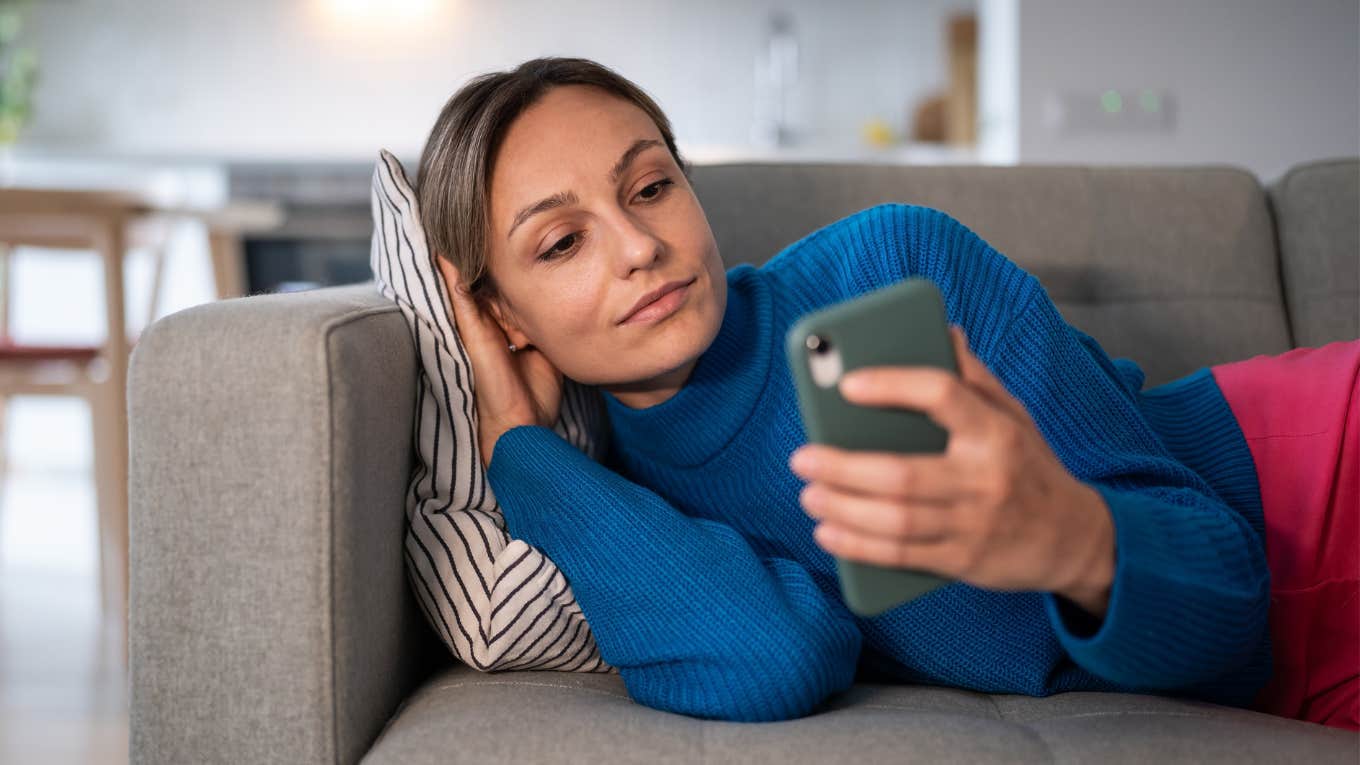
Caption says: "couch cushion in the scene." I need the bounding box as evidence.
[690,164,1292,386]
[362,663,1357,764]
[1268,158,1360,347]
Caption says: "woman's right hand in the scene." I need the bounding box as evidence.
[434,254,564,470]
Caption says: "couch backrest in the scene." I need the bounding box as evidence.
[690,163,1294,387]
[1268,158,1359,348]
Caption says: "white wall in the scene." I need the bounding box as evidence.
[20,0,1355,177]
[11,0,981,348]
[1014,0,1360,181]
[19,0,974,162]
[977,0,1019,163]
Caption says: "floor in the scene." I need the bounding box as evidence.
[0,395,130,764]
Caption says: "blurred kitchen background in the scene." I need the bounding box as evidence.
[0,1,1356,762]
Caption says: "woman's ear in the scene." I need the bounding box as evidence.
[485,296,532,350]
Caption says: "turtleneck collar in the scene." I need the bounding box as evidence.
[600,264,774,468]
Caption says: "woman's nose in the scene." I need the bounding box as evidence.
[611,211,665,269]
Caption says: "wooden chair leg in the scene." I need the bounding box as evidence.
[94,219,131,671]
[0,392,7,479]
[208,227,247,300]
[0,393,7,554]
[0,243,9,484]
[89,379,129,671]
[0,241,11,341]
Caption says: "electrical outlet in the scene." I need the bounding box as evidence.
[1044,89,1176,134]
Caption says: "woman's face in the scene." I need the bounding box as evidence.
[484,84,727,409]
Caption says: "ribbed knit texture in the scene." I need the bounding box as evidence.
[486,204,1272,722]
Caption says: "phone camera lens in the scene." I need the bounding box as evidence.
[806,334,831,354]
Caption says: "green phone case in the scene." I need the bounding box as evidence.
[785,277,958,617]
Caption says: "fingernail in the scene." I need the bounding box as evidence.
[801,484,823,508]
[840,374,867,397]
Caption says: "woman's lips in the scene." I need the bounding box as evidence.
[621,280,692,325]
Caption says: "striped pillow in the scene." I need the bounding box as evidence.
[369,149,619,674]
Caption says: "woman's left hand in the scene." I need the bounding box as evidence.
[789,325,1116,617]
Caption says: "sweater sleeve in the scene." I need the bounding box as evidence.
[991,281,1271,691]
[485,424,863,722]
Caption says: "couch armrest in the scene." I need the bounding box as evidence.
[129,282,443,764]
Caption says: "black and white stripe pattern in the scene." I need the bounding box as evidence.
[368,149,618,674]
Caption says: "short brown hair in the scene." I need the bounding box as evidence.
[416,56,691,306]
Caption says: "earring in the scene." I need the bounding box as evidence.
[507,343,518,353]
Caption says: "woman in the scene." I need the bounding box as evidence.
[417,56,1354,728]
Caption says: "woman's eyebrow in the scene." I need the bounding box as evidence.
[506,138,664,241]
[507,190,578,241]
[608,138,663,184]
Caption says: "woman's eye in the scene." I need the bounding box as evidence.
[538,233,578,262]
[535,179,673,263]
[637,178,674,202]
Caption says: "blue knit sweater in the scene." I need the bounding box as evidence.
[486,204,1272,723]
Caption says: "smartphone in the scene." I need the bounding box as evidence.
[785,277,958,617]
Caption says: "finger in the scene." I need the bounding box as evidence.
[433,254,506,346]
[433,252,482,320]
[789,447,973,503]
[948,325,1033,426]
[433,252,473,321]
[521,348,566,422]
[838,363,992,436]
[433,251,464,301]
[812,520,953,572]
[800,482,953,543]
[431,254,528,408]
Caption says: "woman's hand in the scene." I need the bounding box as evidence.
[789,325,1116,618]
[434,255,563,470]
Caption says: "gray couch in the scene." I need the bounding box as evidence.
[128,159,1359,763]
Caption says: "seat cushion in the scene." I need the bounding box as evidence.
[362,663,1358,764]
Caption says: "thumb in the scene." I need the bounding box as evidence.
[519,349,565,425]
[435,255,502,343]
[949,325,1033,425]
